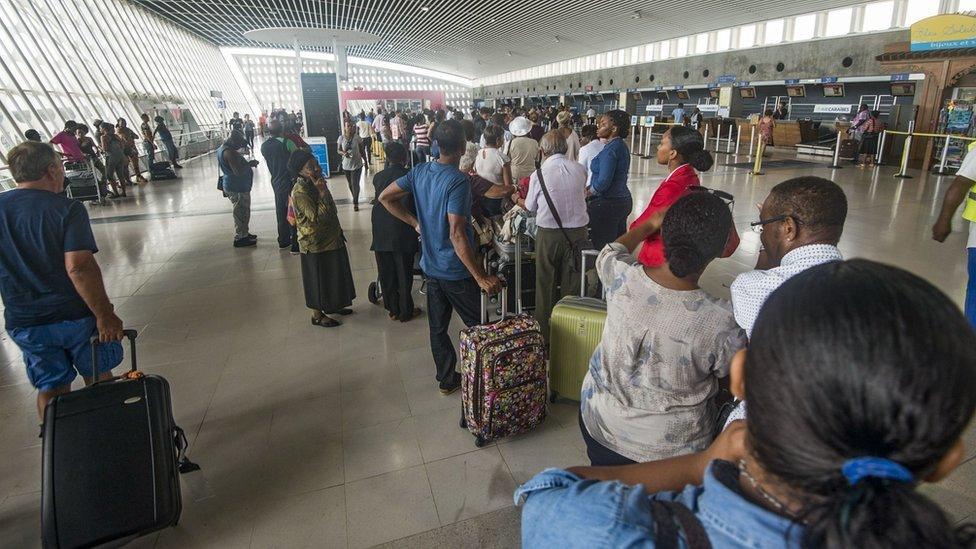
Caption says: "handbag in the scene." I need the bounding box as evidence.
[286,195,297,226]
[535,160,592,273]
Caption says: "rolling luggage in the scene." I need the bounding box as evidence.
[42,330,196,549]
[548,250,606,402]
[459,287,548,447]
[150,161,178,181]
[839,139,858,160]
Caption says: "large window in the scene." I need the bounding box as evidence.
[825,8,853,37]
[738,25,756,48]
[764,19,785,44]
[0,0,253,158]
[715,29,731,51]
[905,0,939,25]
[863,1,894,32]
[793,14,817,41]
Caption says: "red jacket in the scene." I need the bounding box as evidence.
[630,164,739,266]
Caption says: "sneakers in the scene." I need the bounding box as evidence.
[439,375,462,395]
[278,243,291,250]
[233,238,257,248]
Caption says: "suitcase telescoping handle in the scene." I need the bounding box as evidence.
[89,329,138,385]
[580,249,600,298]
[480,284,508,324]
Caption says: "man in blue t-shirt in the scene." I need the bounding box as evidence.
[379,119,503,394]
[0,142,124,419]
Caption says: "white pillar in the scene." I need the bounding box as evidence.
[294,38,309,135]
[891,0,908,29]
[851,5,865,33]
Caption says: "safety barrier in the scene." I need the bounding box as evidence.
[881,124,976,179]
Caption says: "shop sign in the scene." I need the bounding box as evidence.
[911,14,976,51]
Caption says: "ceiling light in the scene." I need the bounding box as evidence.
[506,51,513,56]
[420,5,429,12]
[631,10,642,19]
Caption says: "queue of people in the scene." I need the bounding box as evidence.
[6,97,973,548]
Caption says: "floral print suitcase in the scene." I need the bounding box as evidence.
[459,311,548,447]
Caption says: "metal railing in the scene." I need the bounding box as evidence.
[0,127,227,193]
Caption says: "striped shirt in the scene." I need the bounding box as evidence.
[414,124,430,147]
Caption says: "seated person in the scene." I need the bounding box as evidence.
[580,191,747,466]
[475,124,513,188]
[518,259,975,549]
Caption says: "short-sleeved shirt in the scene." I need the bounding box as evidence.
[50,131,85,161]
[155,123,173,142]
[260,136,296,188]
[0,189,98,328]
[396,162,473,281]
[580,243,747,462]
[672,108,686,124]
[474,147,509,185]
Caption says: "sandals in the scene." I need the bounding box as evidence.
[311,315,341,328]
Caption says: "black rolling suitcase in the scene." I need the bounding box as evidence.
[41,330,197,548]
[149,161,177,181]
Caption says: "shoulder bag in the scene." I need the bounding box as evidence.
[535,159,593,273]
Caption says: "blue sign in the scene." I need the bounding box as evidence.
[675,85,685,90]
[890,73,911,81]
[717,74,736,84]
[654,86,663,91]
[785,79,800,85]
[309,143,330,178]
[821,76,839,83]
[736,81,750,87]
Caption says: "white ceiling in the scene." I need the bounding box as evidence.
[131,0,863,79]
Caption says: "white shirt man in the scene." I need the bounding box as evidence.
[586,108,596,120]
[578,138,606,188]
[372,112,385,135]
[524,153,589,229]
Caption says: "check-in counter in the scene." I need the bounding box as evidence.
[770,120,818,147]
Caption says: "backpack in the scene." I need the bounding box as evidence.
[649,500,712,549]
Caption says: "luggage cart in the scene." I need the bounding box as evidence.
[367,251,426,305]
[63,158,102,204]
[488,223,535,315]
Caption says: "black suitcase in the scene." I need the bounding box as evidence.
[41,330,195,548]
[64,171,100,202]
[150,161,178,181]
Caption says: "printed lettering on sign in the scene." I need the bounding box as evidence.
[812,104,854,114]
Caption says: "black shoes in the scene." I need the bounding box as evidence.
[233,238,256,248]
[439,374,462,395]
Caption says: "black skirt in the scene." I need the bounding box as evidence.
[300,247,356,312]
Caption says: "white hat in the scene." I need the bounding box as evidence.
[509,116,532,137]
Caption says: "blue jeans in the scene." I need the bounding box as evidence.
[426,276,482,387]
[8,316,123,391]
[967,248,976,329]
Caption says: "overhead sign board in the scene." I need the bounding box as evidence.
[785,79,800,85]
[911,14,976,51]
[821,77,839,84]
[717,74,736,84]
[890,73,911,81]
[698,104,721,112]
[645,104,664,112]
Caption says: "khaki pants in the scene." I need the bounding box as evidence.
[226,191,251,240]
[534,226,587,342]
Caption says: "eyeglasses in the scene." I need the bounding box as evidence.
[750,214,802,233]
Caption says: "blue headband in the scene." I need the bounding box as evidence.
[842,457,914,485]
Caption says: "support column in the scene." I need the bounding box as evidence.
[294,38,309,135]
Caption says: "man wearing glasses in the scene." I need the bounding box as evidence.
[730,177,847,338]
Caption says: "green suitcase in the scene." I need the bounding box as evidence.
[548,250,606,402]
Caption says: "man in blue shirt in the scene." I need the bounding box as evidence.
[379,119,502,394]
[672,102,686,125]
[0,142,124,420]
[218,131,259,248]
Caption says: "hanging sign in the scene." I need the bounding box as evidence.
[911,14,976,52]
[813,104,854,114]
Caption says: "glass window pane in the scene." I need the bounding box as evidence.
[863,1,894,32]
[739,25,756,48]
[659,40,671,59]
[793,14,817,41]
[825,8,852,37]
[715,29,731,51]
[905,0,939,26]
[961,0,976,10]
[676,37,688,57]
[764,19,784,44]
[694,33,709,54]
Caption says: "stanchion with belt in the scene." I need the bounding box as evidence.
[714,124,723,153]
[747,125,756,158]
[876,130,887,166]
[725,124,734,154]
[828,130,844,169]
[702,124,710,152]
[893,130,913,179]
[637,125,646,158]
[752,138,766,176]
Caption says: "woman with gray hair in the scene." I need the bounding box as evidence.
[517,130,589,342]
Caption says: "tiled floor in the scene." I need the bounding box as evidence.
[1,140,975,548]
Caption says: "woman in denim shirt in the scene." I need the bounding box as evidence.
[518,260,976,548]
[587,110,633,249]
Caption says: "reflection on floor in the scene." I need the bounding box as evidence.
[1,140,974,548]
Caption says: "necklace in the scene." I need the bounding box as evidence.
[738,459,797,518]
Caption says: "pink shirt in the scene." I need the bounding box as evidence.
[50,131,85,161]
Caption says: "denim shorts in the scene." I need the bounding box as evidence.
[8,316,123,391]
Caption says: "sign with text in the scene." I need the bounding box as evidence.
[717,74,736,84]
[890,73,911,81]
[911,14,976,51]
[645,104,664,112]
[698,104,721,112]
[785,79,800,85]
[821,76,839,84]
[812,104,854,114]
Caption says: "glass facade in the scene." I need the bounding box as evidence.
[0,0,253,160]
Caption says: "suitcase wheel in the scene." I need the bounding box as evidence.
[368,282,379,304]
[474,435,487,448]
[459,415,467,429]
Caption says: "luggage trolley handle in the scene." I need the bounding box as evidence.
[580,249,600,298]
[89,329,139,384]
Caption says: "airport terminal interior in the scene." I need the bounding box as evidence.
[4,0,976,547]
